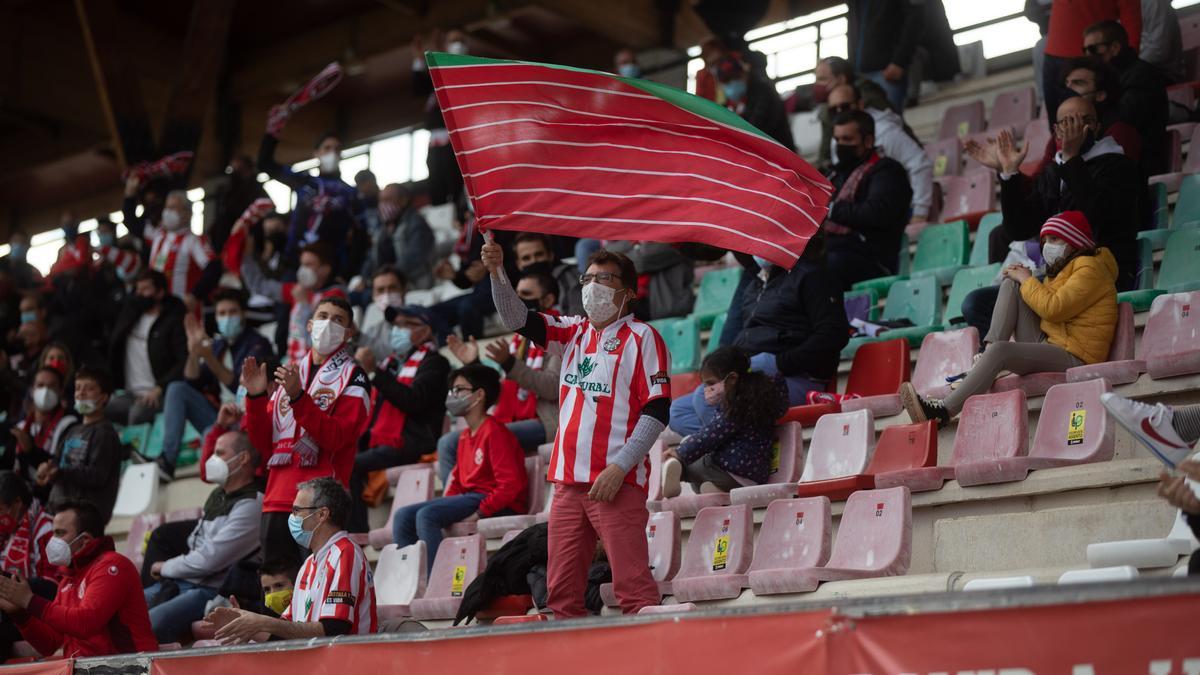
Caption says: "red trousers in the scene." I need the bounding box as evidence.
[546,482,660,618]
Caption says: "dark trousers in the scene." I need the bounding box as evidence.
[430,276,495,339]
[426,143,464,206]
[348,444,426,533]
[826,247,891,291]
[261,512,307,571]
[718,267,755,348]
[140,519,198,587]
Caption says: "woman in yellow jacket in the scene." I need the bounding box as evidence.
[900,210,1117,427]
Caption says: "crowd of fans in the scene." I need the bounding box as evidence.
[0,0,1193,661]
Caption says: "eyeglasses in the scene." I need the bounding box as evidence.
[450,385,477,396]
[290,505,322,516]
[579,271,619,285]
[828,103,854,115]
[1082,42,1110,56]
[1053,116,1097,129]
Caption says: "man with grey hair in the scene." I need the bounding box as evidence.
[143,431,263,642]
[206,477,376,642]
[143,187,220,304]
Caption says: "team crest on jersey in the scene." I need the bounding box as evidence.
[564,355,612,394]
[474,448,484,465]
[602,337,621,352]
[311,388,337,410]
[577,356,596,379]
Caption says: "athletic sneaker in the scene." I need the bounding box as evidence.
[661,457,683,499]
[1100,393,1195,469]
[155,456,175,484]
[898,382,951,428]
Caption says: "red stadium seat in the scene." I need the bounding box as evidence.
[475,594,534,621]
[865,421,938,476]
[670,504,753,602]
[1144,291,1200,379]
[122,512,164,570]
[926,137,961,178]
[493,613,547,624]
[950,389,1031,487]
[670,371,701,399]
[911,327,979,400]
[1149,128,1189,192]
[368,465,435,550]
[795,409,875,501]
[988,86,1036,135]
[939,100,985,140]
[938,172,996,227]
[476,456,544,538]
[991,370,1067,398]
[601,510,682,606]
[1067,302,1145,384]
[746,497,832,595]
[409,534,487,620]
[638,603,697,614]
[645,440,666,503]
[781,339,910,426]
[729,422,803,508]
[1020,119,1052,177]
[376,541,428,619]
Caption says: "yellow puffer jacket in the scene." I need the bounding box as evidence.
[1019,247,1118,365]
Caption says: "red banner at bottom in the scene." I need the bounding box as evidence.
[147,592,1200,675]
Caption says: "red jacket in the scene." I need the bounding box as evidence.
[15,537,157,658]
[1045,0,1140,57]
[446,417,528,517]
[199,416,266,483]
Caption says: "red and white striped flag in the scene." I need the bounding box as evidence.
[427,52,832,267]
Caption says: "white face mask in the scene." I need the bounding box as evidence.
[447,41,468,55]
[204,453,240,486]
[319,152,338,174]
[582,282,622,324]
[296,266,319,289]
[45,534,81,567]
[1042,242,1069,267]
[32,386,59,413]
[160,209,183,230]
[75,398,99,416]
[374,292,404,313]
[310,319,346,355]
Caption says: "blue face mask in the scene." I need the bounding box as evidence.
[216,315,243,340]
[722,79,748,102]
[98,234,115,248]
[9,245,27,262]
[391,326,413,355]
[618,63,642,78]
[288,512,315,548]
[235,385,247,411]
[20,311,36,325]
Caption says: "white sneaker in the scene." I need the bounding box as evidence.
[661,457,683,499]
[1100,393,1195,469]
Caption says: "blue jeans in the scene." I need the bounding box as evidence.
[393,493,486,571]
[436,419,546,485]
[862,70,909,113]
[144,580,219,643]
[669,375,825,436]
[575,239,603,274]
[161,381,218,468]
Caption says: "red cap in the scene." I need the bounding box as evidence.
[1040,210,1095,250]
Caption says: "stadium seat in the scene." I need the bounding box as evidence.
[988,86,1036,134]
[938,100,985,140]
[670,504,754,602]
[1020,119,1051,177]
[409,534,487,620]
[863,421,938,477]
[689,267,740,330]
[843,275,942,358]
[962,129,1011,174]
[1157,228,1200,293]
[638,602,697,614]
[645,440,666,503]
[1117,238,1164,311]
[669,372,701,400]
[949,389,1031,487]
[954,379,1114,486]
[476,456,544,538]
[122,512,164,569]
[1086,509,1198,569]
[660,317,702,375]
[746,497,833,595]
[375,542,428,619]
[1143,291,1200,379]
[910,327,980,400]
[969,212,1002,266]
[600,510,682,606]
[991,370,1067,399]
[368,465,435,550]
[729,422,803,508]
[1058,566,1139,585]
[909,220,969,286]
[962,576,1036,591]
[1141,174,1200,250]
[1148,128,1188,192]
[654,485,730,519]
[849,231,910,297]
[120,424,151,457]
[943,264,1001,326]
[938,172,996,227]
[112,463,159,517]
[705,312,726,355]
[795,409,875,501]
[785,339,908,424]
[1067,302,1145,385]
[166,507,202,522]
[925,137,961,178]
[500,529,523,547]
[843,288,878,325]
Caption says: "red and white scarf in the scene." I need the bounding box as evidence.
[1,501,51,579]
[493,335,547,424]
[368,343,433,448]
[268,344,367,467]
[826,151,881,234]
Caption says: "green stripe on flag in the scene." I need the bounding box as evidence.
[424,52,775,143]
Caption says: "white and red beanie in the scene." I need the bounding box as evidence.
[1040,210,1095,250]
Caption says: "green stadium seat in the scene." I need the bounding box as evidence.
[850,232,911,296]
[842,275,941,358]
[1158,228,1200,293]
[1140,174,1200,250]
[969,212,1003,267]
[119,424,151,457]
[943,264,1001,326]
[705,312,727,356]
[909,220,970,286]
[1116,237,1165,311]
[689,267,741,330]
[143,414,165,459]
[660,317,701,375]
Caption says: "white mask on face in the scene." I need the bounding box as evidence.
[204,453,241,486]
[1042,242,1068,267]
[310,319,346,355]
[319,152,338,174]
[45,534,81,567]
[32,386,58,412]
[160,209,183,230]
[374,292,404,313]
[582,282,621,324]
[447,41,468,55]
[296,266,319,289]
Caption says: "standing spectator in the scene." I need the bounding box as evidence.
[357,266,408,363]
[1026,0,1053,105]
[412,30,469,207]
[209,155,268,253]
[1063,59,1144,164]
[512,233,582,317]
[714,54,795,149]
[143,431,262,643]
[694,38,726,103]
[367,184,435,290]
[130,186,220,304]
[1042,0,1140,128]
[0,501,157,658]
[813,56,893,169]
[392,364,527,568]
[348,305,450,533]
[206,478,376,642]
[241,295,371,570]
[607,241,695,320]
[38,367,122,524]
[155,289,274,481]
[484,243,669,617]
[846,0,926,112]
[0,231,42,292]
[107,270,188,426]
[1139,0,1184,82]
[1083,20,1169,174]
[10,367,77,488]
[827,83,932,223]
[822,110,913,290]
[242,241,344,365]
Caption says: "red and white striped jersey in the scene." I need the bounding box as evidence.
[148,229,213,299]
[540,312,671,489]
[283,531,377,634]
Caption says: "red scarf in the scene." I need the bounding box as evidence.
[492,309,557,423]
[268,344,365,467]
[826,151,881,233]
[368,343,433,448]
[21,407,64,454]
[1,502,51,580]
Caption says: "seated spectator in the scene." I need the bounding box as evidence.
[155,289,274,481]
[813,56,894,169]
[107,269,188,426]
[671,233,848,432]
[662,347,787,497]
[0,472,56,660]
[512,233,582,317]
[242,295,371,570]
[822,110,912,290]
[36,342,74,391]
[206,478,376,642]
[348,305,450,532]
[441,270,562,484]
[357,266,407,363]
[259,559,298,618]
[1083,20,1169,174]
[1155,458,1200,576]
[37,366,123,524]
[369,184,435,290]
[961,95,1140,335]
[713,53,795,149]
[0,501,157,657]
[11,366,77,487]
[1140,0,1185,83]
[900,211,1117,427]
[606,241,695,320]
[827,83,932,223]
[243,241,346,365]
[143,431,262,642]
[393,364,527,568]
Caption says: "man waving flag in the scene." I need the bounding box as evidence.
[427,52,832,267]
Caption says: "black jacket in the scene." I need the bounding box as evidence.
[848,0,926,72]
[1112,50,1170,175]
[826,156,912,275]
[733,262,849,381]
[998,150,1140,291]
[370,350,451,456]
[108,295,189,391]
[739,76,795,151]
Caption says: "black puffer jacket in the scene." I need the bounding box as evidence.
[827,156,913,276]
[108,294,188,391]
